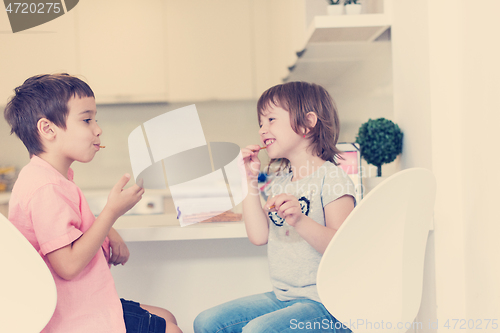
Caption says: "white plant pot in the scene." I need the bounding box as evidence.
[327,4,344,15]
[345,4,362,15]
[363,177,386,195]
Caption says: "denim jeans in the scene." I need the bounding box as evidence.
[121,299,166,333]
[193,292,351,333]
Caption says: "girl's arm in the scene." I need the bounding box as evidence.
[241,145,269,245]
[295,195,354,254]
[46,174,144,280]
[243,178,269,245]
[267,194,354,254]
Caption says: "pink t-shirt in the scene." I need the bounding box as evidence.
[9,156,125,333]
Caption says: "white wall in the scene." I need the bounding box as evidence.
[460,0,500,326]
[329,40,398,179]
[427,1,468,329]
[393,1,500,332]
[391,1,437,332]
[428,1,500,330]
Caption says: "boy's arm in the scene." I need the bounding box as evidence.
[242,178,269,246]
[107,227,129,266]
[47,174,143,280]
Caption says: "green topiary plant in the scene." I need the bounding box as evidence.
[325,0,342,4]
[355,118,403,177]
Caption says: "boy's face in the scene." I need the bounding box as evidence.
[56,96,102,164]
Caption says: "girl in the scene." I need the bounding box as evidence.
[194,81,356,333]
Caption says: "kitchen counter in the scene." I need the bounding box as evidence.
[114,213,247,242]
[1,191,248,242]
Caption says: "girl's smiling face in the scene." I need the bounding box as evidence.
[258,105,305,160]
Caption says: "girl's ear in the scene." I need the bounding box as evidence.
[304,112,318,134]
[37,118,57,141]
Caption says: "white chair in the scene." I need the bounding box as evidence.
[0,212,57,332]
[317,168,436,333]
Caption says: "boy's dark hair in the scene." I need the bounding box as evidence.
[4,73,94,156]
[257,81,342,173]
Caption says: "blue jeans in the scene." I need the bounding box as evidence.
[121,299,166,333]
[193,292,350,333]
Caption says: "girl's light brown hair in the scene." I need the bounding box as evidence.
[257,81,342,173]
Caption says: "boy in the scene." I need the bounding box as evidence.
[4,74,181,333]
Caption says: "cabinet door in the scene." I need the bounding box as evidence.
[76,0,168,104]
[0,10,78,105]
[164,0,254,102]
[252,0,307,96]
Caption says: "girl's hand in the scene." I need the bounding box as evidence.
[105,174,145,219]
[266,194,304,227]
[241,145,262,181]
[108,228,129,266]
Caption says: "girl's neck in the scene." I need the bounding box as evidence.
[288,154,326,182]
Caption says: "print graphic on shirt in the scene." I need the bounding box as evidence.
[268,196,310,227]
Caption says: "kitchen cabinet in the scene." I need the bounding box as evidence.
[251,0,308,95]
[75,0,168,104]
[164,0,310,101]
[0,10,79,105]
[0,1,167,105]
[0,0,312,104]
[1,0,391,105]
[164,0,254,101]
[76,0,300,103]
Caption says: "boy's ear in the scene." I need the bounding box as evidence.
[37,118,57,141]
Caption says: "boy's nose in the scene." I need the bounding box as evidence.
[95,124,102,136]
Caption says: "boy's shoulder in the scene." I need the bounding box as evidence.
[13,156,77,202]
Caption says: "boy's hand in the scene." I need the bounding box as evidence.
[105,174,145,219]
[266,194,304,227]
[241,145,262,180]
[108,228,129,266]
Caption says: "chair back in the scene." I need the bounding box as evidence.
[0,212,57,332]
[317,168,436,333]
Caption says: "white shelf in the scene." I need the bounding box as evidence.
[284,0,393,85]
[304,14,391,46]
[286,41,391,87]
[114,213,247,242]
[285,11,392,86]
